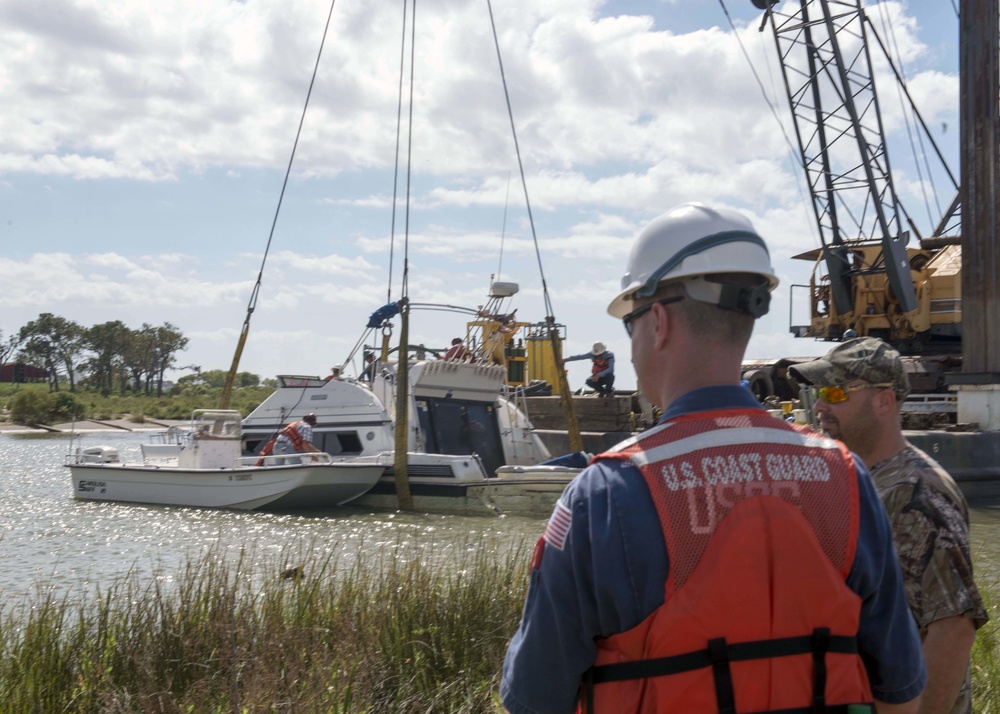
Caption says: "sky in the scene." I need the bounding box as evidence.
[0,0,963,391]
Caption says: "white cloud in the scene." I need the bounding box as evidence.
[0,0,959,385]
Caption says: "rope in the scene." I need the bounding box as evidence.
[718,0,821,248]
[219,0,338,408]
[873,2,941,229]
[497,170,511,281]
[246,0,338,319]
[387,0,409,303]
[402,0,416,301]
[485,0,554,319]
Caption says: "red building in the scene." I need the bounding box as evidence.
[0,362,50,383]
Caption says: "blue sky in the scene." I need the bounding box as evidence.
[0,0,962,390]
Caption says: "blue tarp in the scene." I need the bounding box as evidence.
[367,302,401,328]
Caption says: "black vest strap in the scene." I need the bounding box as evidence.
[583,629,865,714]
[588,631,857,684]
[709,637,736,714]
[812,627,831,713]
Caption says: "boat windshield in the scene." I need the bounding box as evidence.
[277,375,327,388]
[189,410,242,439]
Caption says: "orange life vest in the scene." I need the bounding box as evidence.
[578,408,873,714]
[592,355,611,377]
[254,421,307,465]
[278,422,306,450]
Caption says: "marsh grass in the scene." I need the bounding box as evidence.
[973,574,1000,713]
[2,540,997,713]
[0,538,530,713]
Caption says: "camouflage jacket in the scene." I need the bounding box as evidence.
[869,445,989,714]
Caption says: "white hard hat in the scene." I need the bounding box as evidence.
[607,203,779,319]
[592,341,606,355]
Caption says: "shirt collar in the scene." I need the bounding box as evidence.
[659,384,764,423]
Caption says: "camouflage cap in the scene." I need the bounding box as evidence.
[789,337,910,402]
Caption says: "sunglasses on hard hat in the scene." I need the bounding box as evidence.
[811,383,893,405]
[622,296,685,337]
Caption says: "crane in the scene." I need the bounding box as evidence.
[753,0,962,355]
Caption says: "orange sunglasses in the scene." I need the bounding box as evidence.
[812,383,893,404]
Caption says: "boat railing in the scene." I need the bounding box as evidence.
[235,452,335,467]
[148,426,194,447]
[902,394,958,414]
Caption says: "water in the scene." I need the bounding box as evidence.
[2,431,999,604]
[0,431,548,603]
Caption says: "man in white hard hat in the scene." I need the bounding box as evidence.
[501,203,925,713]
[563,341,615,397]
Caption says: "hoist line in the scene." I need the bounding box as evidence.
[718,0,821,249]
[485,0,555,319]
[873,2,941,229]
[497,170,511,281]
[387,0,409,304]
[486,0,582,454]
[402,0,417,301]
[219,0,338,409]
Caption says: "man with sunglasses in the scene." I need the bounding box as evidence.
[791,337,987,714]
[501,203,925,714]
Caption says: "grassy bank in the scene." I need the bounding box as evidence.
[0,383,275,424]
[1,541,997,713]
[0,539,530,713]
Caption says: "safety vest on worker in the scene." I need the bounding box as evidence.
[277,422,306,450]
[578,408,873,714]
[254,421,308,465]
[592,354,611,377]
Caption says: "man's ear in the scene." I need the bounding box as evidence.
[651,301,672,350]
[873,388,897,416]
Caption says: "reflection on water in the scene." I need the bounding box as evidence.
[0,432,546,603]
[2,431,998,603]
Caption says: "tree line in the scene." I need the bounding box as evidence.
[0,314,189,397]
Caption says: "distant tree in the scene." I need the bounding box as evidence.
[83,321,131,395]
[149,322,188,396]
[0,328,21,366]
[175,369,259,389]
[19,314,85,392]
[121,326,155,395]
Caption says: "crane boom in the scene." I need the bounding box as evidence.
[754,0,962,353]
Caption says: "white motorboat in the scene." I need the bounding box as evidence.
[66,410,384,510]
[241,360,568,515]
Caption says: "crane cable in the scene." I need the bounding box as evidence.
[386,0,410,304]
[485,0,582,453]
[219,0,339,409]
[872,2,944,229]
[717,0,822,249]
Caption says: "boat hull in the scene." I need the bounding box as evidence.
[68,461,384,511]
[346,455,576,516]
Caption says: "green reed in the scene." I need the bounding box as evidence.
[0,537,530,713]
[1,538,997,713]
[972,573,1000,713]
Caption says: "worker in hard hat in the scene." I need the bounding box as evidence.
[501,203,925,714]
[563,341,615,397]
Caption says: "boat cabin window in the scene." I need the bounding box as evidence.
[316,431,364,456]
[415,399,505,477]
[277,375,327,388]
[242,431,364,457]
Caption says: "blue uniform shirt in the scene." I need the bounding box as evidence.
[501,385,926,714]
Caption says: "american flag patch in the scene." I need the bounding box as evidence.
[543,500,573,550]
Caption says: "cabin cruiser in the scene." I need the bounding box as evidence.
[241,359,559,514]
[66,410,384,510]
